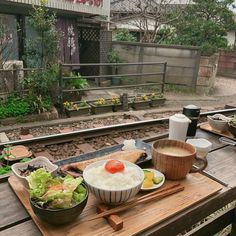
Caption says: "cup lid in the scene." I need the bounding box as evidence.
[170,114,191,123]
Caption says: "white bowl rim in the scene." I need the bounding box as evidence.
[83,159,144,192]
[11,156,58,180]
[186,138,212,149]
[207,115,228,124]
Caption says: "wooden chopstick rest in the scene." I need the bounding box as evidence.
[96,204,123,231]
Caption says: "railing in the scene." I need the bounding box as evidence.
[59,61,167,109]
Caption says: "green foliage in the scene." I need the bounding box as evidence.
[0,166,11,175]
[166,0,236,55]
[107,49,122,75]
[20,158,33,163]
[23,0,59,109]
[25,0,59,68]
[0,93,52,119]
[69,72,89,90]
[23,64,59,97]
[0,95,32,119]
[230,115,236,126]
[107,49,122,64]
[113,29,136,42]
[30,95,52,114]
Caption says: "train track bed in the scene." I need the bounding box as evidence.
[0,107,235,164]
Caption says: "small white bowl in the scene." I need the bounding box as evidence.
[11,156,58,189]
[83,160,144,205]
[207,114,230,132]
[186,138,212,158]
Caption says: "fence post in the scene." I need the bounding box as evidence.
[161,62,167,94]
[121,93,129,111]
[58,63,64,113]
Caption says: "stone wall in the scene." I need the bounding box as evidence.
[197,54,219,93]
[112,41,201,89]
[217,51,236,78]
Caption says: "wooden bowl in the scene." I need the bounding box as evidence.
[152,139,196,180]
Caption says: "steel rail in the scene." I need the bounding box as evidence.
[0,107,235,148]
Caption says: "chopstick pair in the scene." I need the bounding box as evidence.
[87,183,184,221]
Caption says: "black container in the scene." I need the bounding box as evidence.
[30,183,88,225]
[183,105,201,136]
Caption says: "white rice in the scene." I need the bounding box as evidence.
[85,164,142,190]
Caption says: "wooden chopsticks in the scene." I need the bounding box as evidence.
[87,183,184,221]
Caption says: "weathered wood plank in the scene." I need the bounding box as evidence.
[0,220,41,236]
[0,182,29,230]
[204,146,236,188]
[8,173,222,236]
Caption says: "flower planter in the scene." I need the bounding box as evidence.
[112,104,123,112]
[90,103,113,114]
[131,101,151,110]
[65,106,91,117]
[150,98,166,107]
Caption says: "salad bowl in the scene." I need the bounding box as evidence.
[30,182,88,225]
[28,169,88,225]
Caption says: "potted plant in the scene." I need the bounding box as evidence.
[228,115,236,137]
[111,96,122,112]
[148,93,166,107]
[89,98,113,114]
[107,49,122,86]
[129,94,151,110]
[64,72,89,102]
[63,101,91,117]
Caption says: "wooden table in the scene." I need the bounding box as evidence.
[1,129,236,236]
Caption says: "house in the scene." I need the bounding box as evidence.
[0,0,111,72]
[111,0,236,46]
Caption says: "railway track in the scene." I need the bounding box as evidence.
[0,108,236,162]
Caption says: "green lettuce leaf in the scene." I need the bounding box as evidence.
[27,168,86,209]
[26,168,52,198]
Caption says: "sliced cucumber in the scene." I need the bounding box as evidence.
[153,176,163,184]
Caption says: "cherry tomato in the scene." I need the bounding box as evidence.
[105,160,125,174]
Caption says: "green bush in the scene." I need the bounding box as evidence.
[113,29,136,42]
[0,94,53,119]
[0,96,31,119]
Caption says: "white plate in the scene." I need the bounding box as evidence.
[141,168,165,191]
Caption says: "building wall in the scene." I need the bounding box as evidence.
[4,0,110,16]
[217,51,236,78]
[112,41,201,88]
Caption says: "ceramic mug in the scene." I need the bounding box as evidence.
[152,139,207,180]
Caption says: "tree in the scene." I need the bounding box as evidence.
[167,0,236,55]
[25,0,59,68]
[121,0,188,43]
[113,29,137,42]
[0,19,13,68]
[24,0,59,94]
[23,0,59,112]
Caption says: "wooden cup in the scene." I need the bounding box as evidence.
[152,139,207,180]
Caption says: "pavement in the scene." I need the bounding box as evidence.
[85,76,236,111]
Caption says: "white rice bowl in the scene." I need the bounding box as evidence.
[83,160,144,204]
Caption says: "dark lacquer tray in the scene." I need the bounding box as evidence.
[55,139,152,167]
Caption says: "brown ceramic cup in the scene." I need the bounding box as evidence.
[152,139,207,180]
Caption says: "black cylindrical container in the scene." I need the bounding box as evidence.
[183,105,201,136]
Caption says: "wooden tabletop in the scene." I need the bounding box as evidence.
[0,129,236,236]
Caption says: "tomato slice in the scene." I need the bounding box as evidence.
[105,160,125,174]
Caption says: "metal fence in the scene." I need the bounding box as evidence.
[59,61,167,108]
